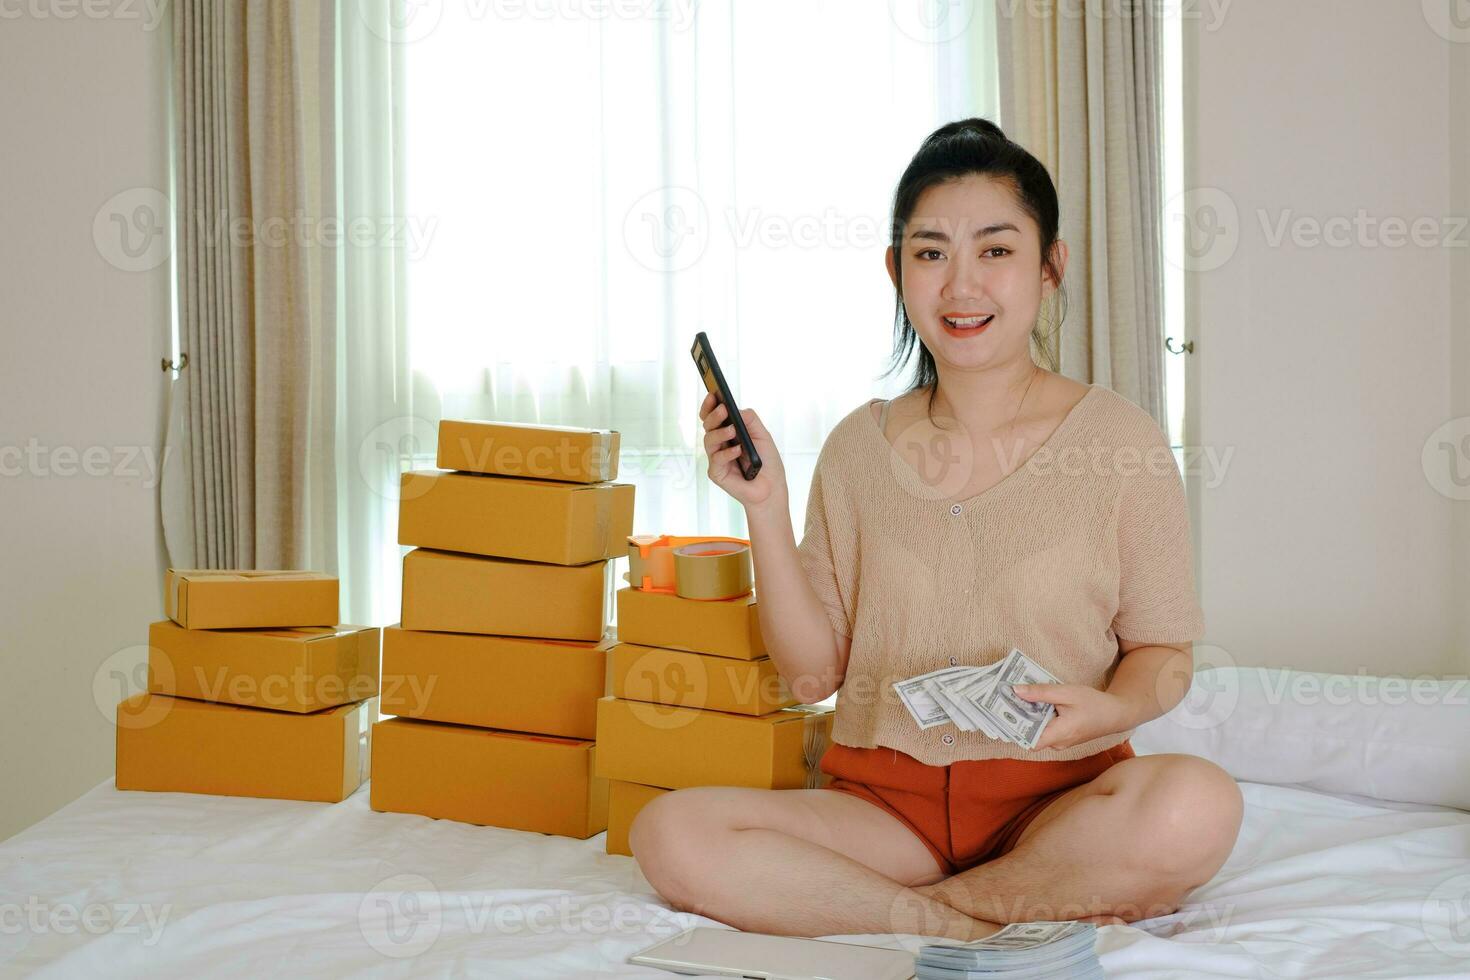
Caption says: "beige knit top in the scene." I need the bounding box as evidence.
[796,384,1206,764]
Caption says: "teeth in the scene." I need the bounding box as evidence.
[945,315,993,328]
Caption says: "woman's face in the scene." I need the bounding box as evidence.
[886,173,1064,372]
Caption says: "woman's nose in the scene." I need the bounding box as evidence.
[940,260,986,300]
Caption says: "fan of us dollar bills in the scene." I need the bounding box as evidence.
[892,648,1059,749]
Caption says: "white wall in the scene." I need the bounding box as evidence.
[0,11,172,841]
[1186,1,1468,678]
[1451,10,1470,669]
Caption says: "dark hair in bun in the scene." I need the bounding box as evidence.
[882,117,1067,411]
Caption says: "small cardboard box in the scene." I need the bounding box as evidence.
[615,587,765,660]
[398,470,634,565]
[164,569,339,630]
[606,780,669,857]
[370,717,608,839]
[400,549,610,641]
[380,626,614,738]
[436,419,620,483]
[147,621,380,713]
[115,694,372,803]
[594,696,833,790]
[610,642,795,716]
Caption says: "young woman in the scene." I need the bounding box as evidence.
[629,119,1243,942]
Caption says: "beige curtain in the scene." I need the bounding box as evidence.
[169,0,337,570]
[996,0,1168,427]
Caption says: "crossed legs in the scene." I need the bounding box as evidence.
[628,753,1243,939]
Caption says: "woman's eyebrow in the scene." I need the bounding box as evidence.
[908,223,1020,242]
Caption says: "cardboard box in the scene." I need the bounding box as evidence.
[615,587,765,660]
[398,470,634,564]
[400,549,610,641]
[610,642,795,716]
[436,419,619,483]
[164,569,339,630]
[115,694,372,803]
[370,717,608,839]
[594,696,833,790]
[380,626,614,738]
[147,621,379,713]
[606,780,670,857]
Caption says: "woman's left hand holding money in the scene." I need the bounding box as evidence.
[1011,683,1136,751]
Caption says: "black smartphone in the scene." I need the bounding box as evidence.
[691,331,762,481]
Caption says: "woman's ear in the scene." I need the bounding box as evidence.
[885,245,899,291]
[1043,239,1069,294]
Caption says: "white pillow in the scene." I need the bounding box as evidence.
[1131,666,1470,810]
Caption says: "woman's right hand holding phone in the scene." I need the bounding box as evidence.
[699,391,787,513]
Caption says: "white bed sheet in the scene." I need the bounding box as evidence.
[1,777,1467,979]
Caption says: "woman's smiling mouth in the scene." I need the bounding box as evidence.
[941,313,996,335]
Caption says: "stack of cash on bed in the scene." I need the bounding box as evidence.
[916,921,1101,979]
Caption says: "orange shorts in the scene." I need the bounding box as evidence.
[818,739,1136,876]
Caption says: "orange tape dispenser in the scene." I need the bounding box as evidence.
[624,534,754,601]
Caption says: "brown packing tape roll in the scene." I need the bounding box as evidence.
[671,542,753,600]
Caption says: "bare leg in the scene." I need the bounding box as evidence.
[918,755,1244,925]
[681,825,1001,939]
[630,785,1006,940]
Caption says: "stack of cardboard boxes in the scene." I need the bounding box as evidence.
[113,419,837,846]
[116,571,379,803]
[596,565,836,856]
[371,419,635,839]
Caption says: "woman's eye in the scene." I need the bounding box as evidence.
[915,248,943,260]
[983,246,1011,258]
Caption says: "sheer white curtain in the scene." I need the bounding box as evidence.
[336,0,411,626]
[344,1,997,625]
